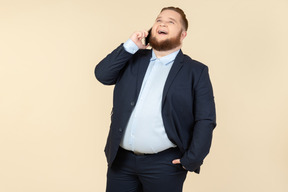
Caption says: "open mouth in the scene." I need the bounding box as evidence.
[158,30,168,35]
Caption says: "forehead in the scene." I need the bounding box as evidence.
[157,10,181,21]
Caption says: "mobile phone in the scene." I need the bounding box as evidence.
[145,28,152,46]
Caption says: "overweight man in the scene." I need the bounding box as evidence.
[95,6,216,192]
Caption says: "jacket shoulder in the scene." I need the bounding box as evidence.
[182,53,208,70]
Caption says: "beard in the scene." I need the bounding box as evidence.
[149,31,182,51]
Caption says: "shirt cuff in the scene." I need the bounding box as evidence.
[123,39,139,54]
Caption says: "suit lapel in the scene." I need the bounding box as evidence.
[162,50,184,105]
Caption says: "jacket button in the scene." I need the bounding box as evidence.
[119,128,123,132]
[130,101,135,106]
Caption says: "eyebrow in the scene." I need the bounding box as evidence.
[156,16,178,23]
[168,17,177,23]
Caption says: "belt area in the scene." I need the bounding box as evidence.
[133,151,151,156]
[120,147,175,156]
[120,147,155,156]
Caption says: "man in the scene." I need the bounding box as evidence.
[95,7,216,192]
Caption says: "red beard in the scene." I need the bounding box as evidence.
[149,31,182,51]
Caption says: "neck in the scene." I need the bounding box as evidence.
[153,45,182,58]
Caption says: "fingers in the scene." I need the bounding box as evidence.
[130,30,149,49]
[136,31,148,39]
[172,159,187,170]
[172,159,181,164]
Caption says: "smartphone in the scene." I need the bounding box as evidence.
[145,28,152,46]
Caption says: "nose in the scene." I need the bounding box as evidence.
[160,22,166,27]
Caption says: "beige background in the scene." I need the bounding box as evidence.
[1,0,288,191]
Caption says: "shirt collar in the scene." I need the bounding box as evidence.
[150,49,180,65]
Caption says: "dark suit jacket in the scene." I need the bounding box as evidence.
[95,44,216,173]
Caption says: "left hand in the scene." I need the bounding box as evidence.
[172,159,187,170]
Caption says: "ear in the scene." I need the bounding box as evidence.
[181,31,187,41]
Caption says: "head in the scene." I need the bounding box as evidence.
[149,7,188,51]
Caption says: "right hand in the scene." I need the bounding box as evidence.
[129,30,149,49]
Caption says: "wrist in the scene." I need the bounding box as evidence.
[123,39,139,54]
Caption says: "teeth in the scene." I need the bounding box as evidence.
[158,30,167,34]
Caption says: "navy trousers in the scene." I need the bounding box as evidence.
[106,147,188,192]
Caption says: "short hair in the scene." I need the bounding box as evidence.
[161,7,189,31]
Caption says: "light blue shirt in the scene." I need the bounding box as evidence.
[120,39,179,153]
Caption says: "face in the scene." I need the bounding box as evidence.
[149,10,187,51]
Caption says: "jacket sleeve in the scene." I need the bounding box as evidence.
[180,66,216,173]
[95,44,134,85]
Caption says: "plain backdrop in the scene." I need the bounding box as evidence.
[1,0,288,191]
